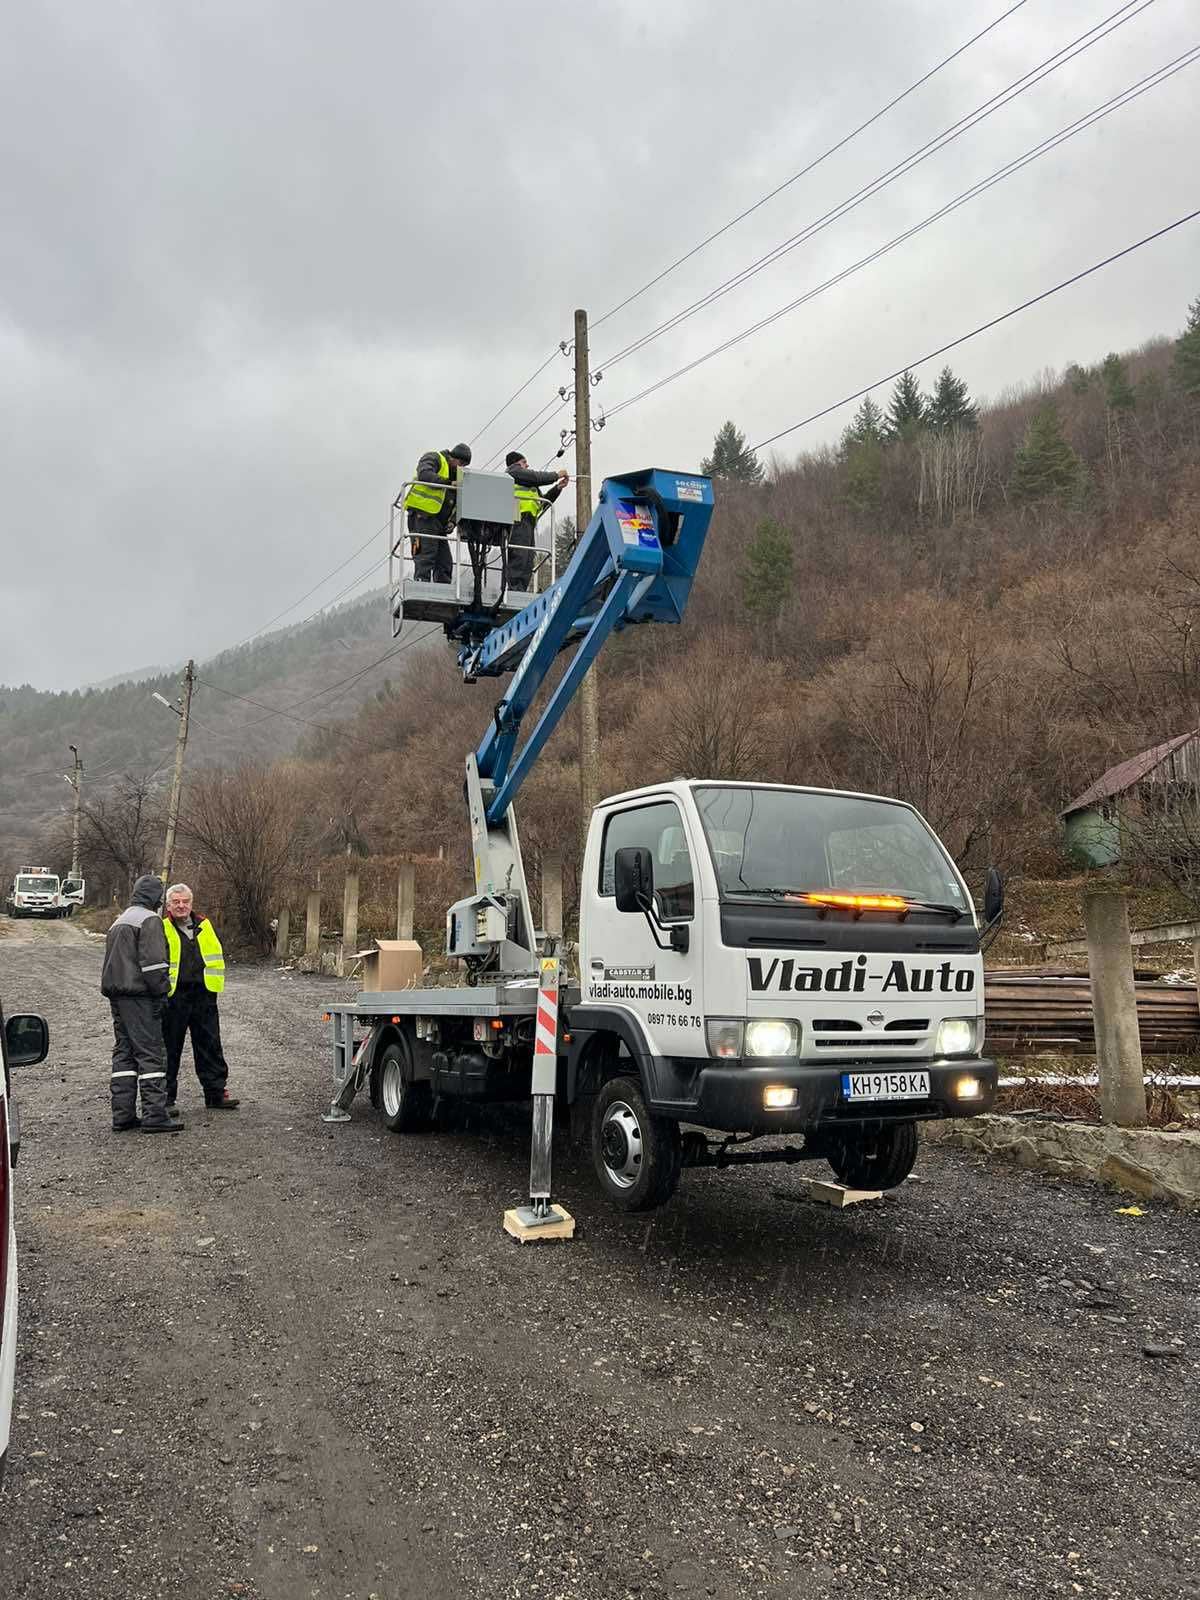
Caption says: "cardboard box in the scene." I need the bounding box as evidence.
[356,939,424,993]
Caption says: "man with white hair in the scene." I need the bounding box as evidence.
[161,883,239,1113]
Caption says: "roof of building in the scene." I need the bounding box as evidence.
[1062,731,1197,818]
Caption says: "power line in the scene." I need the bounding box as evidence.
[225,519,390,654]
[748,206,1200,454]
[594,46,1199,428]
[597,0,1156,374]
[469,349,562,448]
[590,0,1031,335]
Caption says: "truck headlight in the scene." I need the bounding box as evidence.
[936,1017,977,1057]
[743,1018,800,1057]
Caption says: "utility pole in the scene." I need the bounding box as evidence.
[574,308,600,839]
[65,745,83,881]
[159,659,194,883]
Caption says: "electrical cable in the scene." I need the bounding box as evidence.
[593,47,1199,427]
[598,0,1157,374]
[747,206,1200,454]
[590,0,1032,334]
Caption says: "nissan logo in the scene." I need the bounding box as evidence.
[866,1010,885,1028]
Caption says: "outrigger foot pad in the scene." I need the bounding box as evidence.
[503,1204,576,1243]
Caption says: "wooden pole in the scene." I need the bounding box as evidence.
[305,891,321,958]
[340,872,359,977]
[161,659,194,882]
[574,309,600,847]
[274,906,290,961]
[397,863,415,940]
[1084,888,1148,1127]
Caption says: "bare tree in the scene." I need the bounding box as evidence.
[179,764,299,951]
[79,772,163,897]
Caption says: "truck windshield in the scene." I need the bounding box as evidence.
[17,876,58,894]
[693,786,968,913]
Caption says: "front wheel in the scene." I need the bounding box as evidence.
[375,1039,432,1133]
[591,1076,681,1212]
[826,1120,918,1190]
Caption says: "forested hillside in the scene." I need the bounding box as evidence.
[11,302,1200,952]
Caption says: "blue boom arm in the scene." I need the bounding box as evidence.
[467,468,713,827]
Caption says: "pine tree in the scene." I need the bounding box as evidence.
[927,366,978,432]
[1173,296,1200,398]
[1010,405,1081,502]
[1064,362,1093,395]
[885,370,927,441]
[843,441,883,514]
[741,518,793,623]
[840,395,885,452]
[1100,352,1136,412]
[701,420,764,483]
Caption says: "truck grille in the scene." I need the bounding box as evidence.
[811,1018,930,1052]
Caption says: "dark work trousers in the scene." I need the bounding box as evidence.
[410,514,453,582]
[505,519,535,591]
[163,985,229,1105]
[110,996,170,1129]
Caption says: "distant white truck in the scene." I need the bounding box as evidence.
[4,869,84,919]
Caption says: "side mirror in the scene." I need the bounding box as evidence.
[983,867,1004,926]
[614,847,654,914]
[5,1013,49,1067]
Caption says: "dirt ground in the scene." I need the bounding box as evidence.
[2,916,1198,1600]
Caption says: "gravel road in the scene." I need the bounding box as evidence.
[2,915,1198,1600]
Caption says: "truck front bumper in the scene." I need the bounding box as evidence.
[669,1057,998,1134]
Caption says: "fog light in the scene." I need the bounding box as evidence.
[763,1085,798,1109]
[955,1075,982,1100]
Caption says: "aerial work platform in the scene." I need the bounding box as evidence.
[389,467,558,640]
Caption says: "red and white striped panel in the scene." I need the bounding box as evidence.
[535,957,559,1058]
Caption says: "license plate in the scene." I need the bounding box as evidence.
[841,1070,930,1102]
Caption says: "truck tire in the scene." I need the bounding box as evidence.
[827,1120,918,1190]
[376,1039,431,1134]
[591,1076,681,1212]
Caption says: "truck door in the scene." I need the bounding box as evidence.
[584,798,704,1059]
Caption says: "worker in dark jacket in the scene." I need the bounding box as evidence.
[162,883,239,1113]
[402,443,472,583]
[504,452,567,592]
[100,875,181,1134]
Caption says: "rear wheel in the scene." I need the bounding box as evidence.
[376,1039,432,1133]
[827,1120,918,1189]
[591,1076,681,1212]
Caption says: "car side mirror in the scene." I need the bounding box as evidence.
[5,1013,49,1067]
[614,847,654,914]
[983,867,1004,926]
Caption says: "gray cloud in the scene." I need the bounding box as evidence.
[3,0,1197,688]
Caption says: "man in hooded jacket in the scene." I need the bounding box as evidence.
[100,875,182,1134]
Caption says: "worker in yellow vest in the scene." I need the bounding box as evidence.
[403,443,472,583]
[161,883,239,1113]
[504,450,568,591]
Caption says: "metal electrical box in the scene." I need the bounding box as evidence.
[457,468,516,527]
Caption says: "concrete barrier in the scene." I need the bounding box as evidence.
[924,1114,1200,1210]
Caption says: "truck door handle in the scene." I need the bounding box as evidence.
[590,958,604,969]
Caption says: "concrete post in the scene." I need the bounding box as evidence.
[305,892,321,958]
[274,906,290,961]
[1083,888,1147,1128]
[542,852,563,940]
[339,872,359,977]
[397,863,415,940]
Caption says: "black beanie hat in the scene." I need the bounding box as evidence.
[449,443,472,464]
[505,451,526,468]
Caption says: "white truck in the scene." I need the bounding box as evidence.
[324,468,1001,1216]
[4,869,84,919]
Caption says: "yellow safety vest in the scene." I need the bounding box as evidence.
[513,484,543,522]
[163,916,226,996]
[403,453,453,518]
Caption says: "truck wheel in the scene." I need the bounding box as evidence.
[827,1121,918,1189]
[591,1077,681,1212]
[376,1039,431,1134]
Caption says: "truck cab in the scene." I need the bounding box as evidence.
[5,870,61,919]
[568,780,997,1207]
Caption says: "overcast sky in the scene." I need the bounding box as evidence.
[3,0,1197,691]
